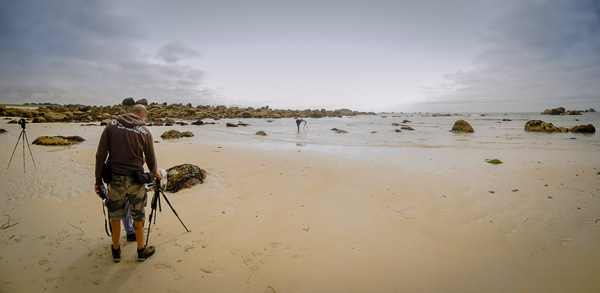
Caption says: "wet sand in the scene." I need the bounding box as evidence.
[0,122,599,292]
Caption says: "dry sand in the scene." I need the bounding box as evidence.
[0,122,599,292]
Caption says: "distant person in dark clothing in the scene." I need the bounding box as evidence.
[296,119,306,131]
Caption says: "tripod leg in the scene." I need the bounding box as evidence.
[160,191,190,232]
[145,207,155,247]
[22,133,26,173]
[7,131,24,170]
[146,189,161,246]
[22,131,36,167]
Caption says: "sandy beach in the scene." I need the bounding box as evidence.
[1,121,599,292]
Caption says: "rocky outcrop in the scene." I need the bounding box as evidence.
[0,129,6,134]
[165,164,207,193]
[524,120,568,133]
[160,130,194,139]
[541,107,582,115]
[32,136,85,145]
[570,124,596,133]
[1,103,373,123]
[541,107,566,115]
[451,120,474,133]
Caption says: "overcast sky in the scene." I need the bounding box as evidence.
[0,0,598,112]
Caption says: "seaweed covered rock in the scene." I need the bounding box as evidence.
[451,120,474,133]
[525,120,568,133]
[32,136,85,145]
[570,124,596,133]
[161,130,194,139]
[166,164,207,193]
[44,112,69,122]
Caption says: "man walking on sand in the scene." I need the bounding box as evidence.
[94,104,162,262]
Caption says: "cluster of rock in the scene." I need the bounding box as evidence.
[524,120,595,133]
[160,130,194,139]
[32,136,85,145]
[165,164,207,193]
[0,101,373,124]
[541,107,596,115]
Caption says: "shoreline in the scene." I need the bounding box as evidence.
[1,122,599,292]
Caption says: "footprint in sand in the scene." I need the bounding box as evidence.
[154,263,182,281]
[199,268,213,274]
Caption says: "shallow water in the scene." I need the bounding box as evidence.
[159,112,600,153]
[1,112,598,154]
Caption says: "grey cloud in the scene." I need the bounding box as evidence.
[157,41,201,64]
[0,0,213,105]
[421,0,600,111]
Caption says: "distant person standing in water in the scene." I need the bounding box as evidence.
[296,119,306,131]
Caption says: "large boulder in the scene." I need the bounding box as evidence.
[32,136,85,145]
[570,124,596,133]
[122,97,135,106]
[166,164,207,193]
[135,98,148,105]
[524,120,568,133]
[451,120,474,133]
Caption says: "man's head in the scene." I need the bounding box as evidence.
[132,104,148,120]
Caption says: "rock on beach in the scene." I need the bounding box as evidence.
[166,164,207,193]
[161,130,194,139]
[32,136,85,145]
[451,120,474,133]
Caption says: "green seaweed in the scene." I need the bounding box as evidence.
[485,159,503,165]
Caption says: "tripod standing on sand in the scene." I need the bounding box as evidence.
[146,177,190,246]
[7,119,36,173]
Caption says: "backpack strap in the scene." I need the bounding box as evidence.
[102,200,112,237]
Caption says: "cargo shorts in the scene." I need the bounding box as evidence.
[106,174,147,222]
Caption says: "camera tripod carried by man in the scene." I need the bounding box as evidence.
[94,105,161,263]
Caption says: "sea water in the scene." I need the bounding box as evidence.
[1,112,598,153]
[155,112,600,153]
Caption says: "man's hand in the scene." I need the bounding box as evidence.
[155,171,162,181]
[94,184,106,199]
